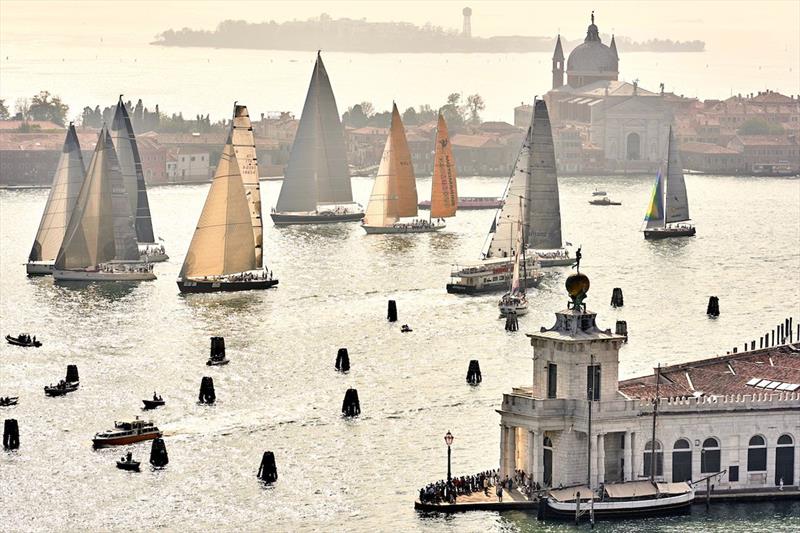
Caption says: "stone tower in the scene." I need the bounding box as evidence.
[552,34,565,89]
[462,7,472,38]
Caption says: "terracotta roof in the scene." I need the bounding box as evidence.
[450,134,500,148]
[0,120,65,131]
[679,142,739,155]
[619,344,800,399]
[731,135,797,146]
[0,131,98,151]
[349,127,389,136]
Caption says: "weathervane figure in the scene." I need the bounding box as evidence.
[572,246,582,273]
[591,11,595,25]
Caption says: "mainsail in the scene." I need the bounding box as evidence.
[179,138,258,279]
[276,52,353,213]
[29,124,85,262]
[230,104,263,266]
[363,104,417,226]
[527,99,563,249]
[430,113,458,219]
[110,97,155,243]
[56,127,137,269]
[484,126,531,258]
[643,169,665,229]
[664,127,690,224]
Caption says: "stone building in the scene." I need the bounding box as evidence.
[498,275,799,495]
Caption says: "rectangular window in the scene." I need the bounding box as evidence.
[729,465,739,482]
[587,364,601,401]
[547,363,557,399]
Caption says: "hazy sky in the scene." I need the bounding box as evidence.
[2,0,799,50]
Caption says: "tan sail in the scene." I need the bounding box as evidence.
[363,104,417,226]
[179,140,257,279]
[29,124,85,262]
[231,104,263,266]
[54,128,117,270]
[430,113,457,219]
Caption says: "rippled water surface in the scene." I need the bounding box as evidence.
[1,175,799,531]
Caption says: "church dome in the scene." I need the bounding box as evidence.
[566,16,618,75]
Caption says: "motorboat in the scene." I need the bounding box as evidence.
[447,255,543,295]
[0,396,19,407]
[592,188,607,196]
[142,396,165,410]
[362,220,446,234]
[6,334,41,348]
[499,293,528,317]
[54,262,156,282]
[589,196,621,206]
[207,355,230,366]
[540,481,694,520]
[419,196,502,210]
[116,452,141,472]
[139,243,169,263]
[271,206,365,225]
[44,381,79,397]
[531,248,573,267]
[92,417,161,447]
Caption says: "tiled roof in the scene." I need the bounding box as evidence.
[619,344,800,399]
[0,120,65,130]
[450,134,500,148]
[679,142,739,155]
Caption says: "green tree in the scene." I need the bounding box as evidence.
[416,104,437,123]
[28,91,69,125]
[402,106,418,125]
[0,99,9,120]
[466,94,485,124]
[342,103,369,128]
[737,118,784,135]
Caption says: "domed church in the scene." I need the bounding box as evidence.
[543,12,673,173]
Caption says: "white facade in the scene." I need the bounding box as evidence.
[167,151,210,180]
[498,302,800,494]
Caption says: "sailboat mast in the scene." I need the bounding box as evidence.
[663,159,668,229]
[520,196,527,294]
[650,363,661,481]
[588,352,594,487]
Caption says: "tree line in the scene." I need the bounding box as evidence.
[342,92,485,130]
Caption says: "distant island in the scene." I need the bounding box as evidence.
[152,13,705,54]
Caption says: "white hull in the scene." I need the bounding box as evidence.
[138,244,169,263]
[499,303,528,316]
[53,269,156,282]
[26,261,55,276]
[532,248,573,267]
[546,490,694,516]
[362,223,445,234]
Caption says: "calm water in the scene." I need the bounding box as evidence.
[1,175,799,532]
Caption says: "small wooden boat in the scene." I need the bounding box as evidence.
[589,196,621,206]
[207,356,230,366]
[0,396,19,407]
[142,398,165,410]
[6,334,42,348]
[592,189,607,196]
[116,453,141,472]
[44,381,79,396]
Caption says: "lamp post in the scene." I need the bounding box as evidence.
[444,431,454,483]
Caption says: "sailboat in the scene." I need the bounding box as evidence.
[643,127,696,240]
[109,96,168,262]
[26,123,85,276]
[362,103,441,234]
[271,52,364,225]
[422,113,458,225]
[52,127,156,282]
[176,111,278,294]
[541,363,694,521]
[486,99,571,267]
[498,208,528,317]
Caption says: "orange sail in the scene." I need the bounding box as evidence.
[430,113,458,218]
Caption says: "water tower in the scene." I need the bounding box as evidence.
[462,7,472,38]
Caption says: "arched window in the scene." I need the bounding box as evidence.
[747,435,767,472]
[701,438,721,473]
[672,439,692,482]
[775,434,795,486]
[543,436,553,487]
[626,132,641,160]
[643,440,663,478]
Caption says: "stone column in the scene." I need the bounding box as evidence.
[499,424,508,476]
[597,433,606,485]
[588,432,597,488]
[623,431,633,481]
[532,431,543,486]
[507,427,517,477]
[527,430,535,474]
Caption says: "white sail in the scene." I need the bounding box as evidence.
[230,104,263,266]
[29,124,85,262]
[110,97,155,243]
[277,52,353,212]
[179,138,258,279]
[664,127,690,224]
[527,100,563,249]
[485,127,531,258]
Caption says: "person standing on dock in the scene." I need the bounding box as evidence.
[496,484,503,502]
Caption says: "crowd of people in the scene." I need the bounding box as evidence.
[418,469,545,505]
[536,249,570,259]
[218,269,273,282]
[391,219,442,230]
[99,263,154,273]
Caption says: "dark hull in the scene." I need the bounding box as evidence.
[541,498,692,521]
[6,335,41,347]
[44,384,79,396]
[177,279,278,293]
[447,276,541,295]
[142,400,165,410]
[116,461,141,471]
[271,212,364,226]
[644,227,696,240]
[0,398,19,407]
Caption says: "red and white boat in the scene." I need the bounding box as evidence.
[92,417,161,447]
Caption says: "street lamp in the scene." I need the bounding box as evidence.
[444,431,454,482]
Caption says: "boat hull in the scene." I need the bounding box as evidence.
[93,432,161,448]
[418,197,502,210]
[177,279,279,293]
[44,384,79,396]
[542,492,694,520]
[53,269,156,282]
[362,224,445,234]
[447,275,542,295]
[271,212,364,226]
[6,335,42,348]
[589,200,621,206]
[644,227,696,240]
[116,461,141,472]
[142,400,165,410]
[26,261,54,276]
[499,305,528,317]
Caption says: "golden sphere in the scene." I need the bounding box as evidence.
[566,273,590,298]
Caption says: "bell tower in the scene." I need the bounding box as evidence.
[552,34,565,89]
